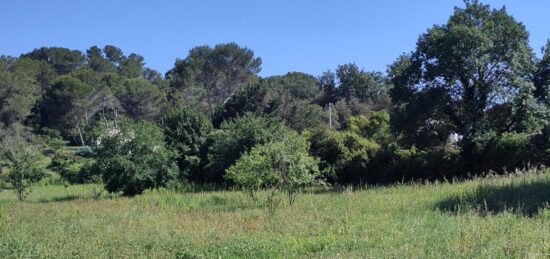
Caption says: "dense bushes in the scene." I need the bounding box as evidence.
[163,108,213,179]
[94,122,179,196]
[0,126,45,200]
[226,133,321,205]
[308,126,379,184]
[49,152,98,184]
[3,1,550,199]
[199,114,288,183]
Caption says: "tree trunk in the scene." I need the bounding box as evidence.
[205,84,214,119]
[76,121,85,147]
[113,109,118,129]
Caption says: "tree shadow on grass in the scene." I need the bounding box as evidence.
[435,176,550,217]
[36,195,84,203]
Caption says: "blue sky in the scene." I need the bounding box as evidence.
[1,0,549,77]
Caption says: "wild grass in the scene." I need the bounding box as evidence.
[1,170,550,258]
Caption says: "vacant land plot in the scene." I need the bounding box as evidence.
[1,172,550,258]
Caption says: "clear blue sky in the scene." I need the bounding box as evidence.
[1,0,549,77]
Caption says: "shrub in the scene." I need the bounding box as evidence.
[49,152,98,184]
[385,146,459,182]
[0,126,45,201]
[38,127,68,154]
[470,132,539,174]
[200,114,287,183]
[346,111,392,145]
[74,146,93,157]
[163,108,213,179]
[95,122,179,196]
[308,126,379,184]
[226,133,321,207]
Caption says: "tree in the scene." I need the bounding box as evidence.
[213,81,271,126]
[389,1,537,156]
[163,108,213,179]
[116,78,164,122]
[318,70,337,105]
[94,122,179,196]
[42,76,101,145]
[200,114,287,182]
[308,126,380,184]
[335,64,388,103]
[226,133,321,206]
[215,73,326,130]
[0,126,44,201]
[347,111,392,145]
[0,70,40,127]
[103,45,125,64]
[23,47,85,74]
[535,40,550,106]
[86,46,116,73]
[119,53,145,78]
[167,43,262,118]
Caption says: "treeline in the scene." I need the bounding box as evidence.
[1,1,550,197]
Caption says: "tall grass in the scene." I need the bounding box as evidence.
[0,170,549,257]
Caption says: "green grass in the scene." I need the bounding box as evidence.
[1,171,550,258]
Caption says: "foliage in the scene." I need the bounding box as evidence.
[167,43,262,118]
[346,111,392,145]
[226,133,321,205]
[115,78,164,122]
[390,1,538,154]
[200,114,288,183]
[94,122,179,195]
[163,108,213,179]
[49,151,97,184]
[308,126,379,184]
[41,75,100,145]
[0,126,45,201]
[0,68,40,127]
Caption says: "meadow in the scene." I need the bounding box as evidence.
[1,170,550,258]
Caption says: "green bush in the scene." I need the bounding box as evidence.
[74,146,93,157]
[226,133,321,206]
[384,146,459,182]
[95,122,179,196]
[308,126,379,184]
[49,152,98,184]
[0,126,45,201]
[469,132,539,174]
[200,114,287,183]
[163,108,213,180]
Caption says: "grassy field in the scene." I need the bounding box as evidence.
[1,171,550,258]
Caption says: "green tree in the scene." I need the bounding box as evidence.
[42,76,100,145]
[390,1,537,154]
[335,64,388,103]
[226,133,321,206]
[347,111,392,145]
[167,43,262,118]
[95,122,179,196]
[0,70,40,127]
[318,70,337,105]
[116,78,164,122]
[86,46,116,73]
[535,40,550,106]
[103,45,125,65]
[24,47,85,74]
[0,126,44,201]
[119,53,145,78]
[215,73,327,130]
[163,108,213,179]
[308,126,380,184]
[201,114,287,182]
